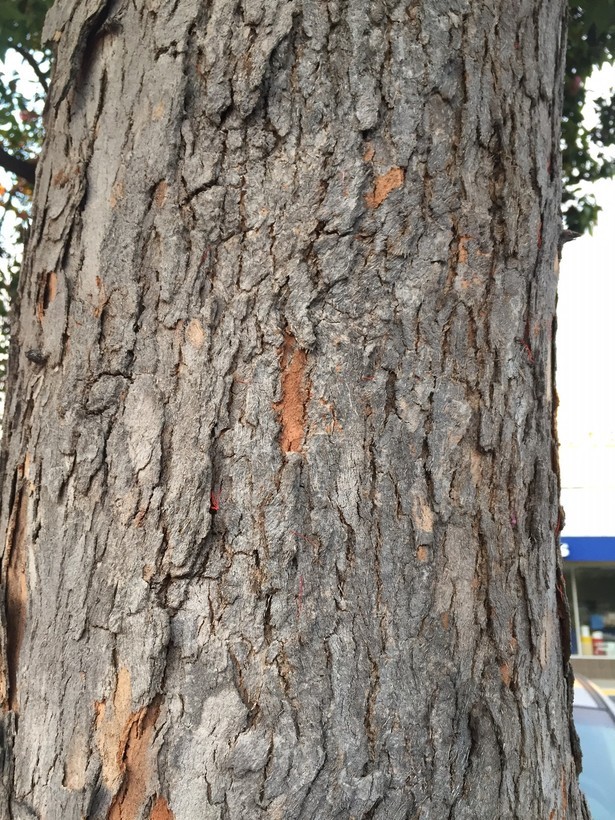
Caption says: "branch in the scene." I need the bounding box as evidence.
[10,45,49,94]
[0,146,37,185]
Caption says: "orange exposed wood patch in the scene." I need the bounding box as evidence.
[108,696,163,820]
[413,497,434,534]
[154,181,168,207]
[416,546,429,562]
[458,235,471,264]
[470,451,482,486]
[52,169,69,187]
[185,318,205,350]
[440,612,449,630]
[36,270,58,321]
[152,102,165,121]
[45,271,58,306]
[365,167,405,209]
[93,277,108,319]
[273,332,309,453]
[150,796,175,820]
[499,663,511,687]
[95,667,133,787]
[363,143,375,162]
[110,180,125,208]
[5,477,29,713]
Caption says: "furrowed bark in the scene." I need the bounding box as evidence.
[0,0,588,818]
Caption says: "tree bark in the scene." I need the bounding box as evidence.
[0,0,588,818]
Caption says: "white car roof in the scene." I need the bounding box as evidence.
[574,684,599,709]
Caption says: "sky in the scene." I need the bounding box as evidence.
[558,179,615,536]
[558,63,615,537]
[558,179,615,451]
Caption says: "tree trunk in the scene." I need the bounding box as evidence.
[0,0,588,817]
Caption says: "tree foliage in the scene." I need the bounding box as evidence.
[563,1,615,232]
[0,0,51,384]
[0,0,50,165]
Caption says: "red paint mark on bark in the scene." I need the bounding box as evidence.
[365,167,405,209]
[150,795,175,820]
[273,332,309,453]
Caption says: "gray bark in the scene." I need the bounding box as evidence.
[0,0,588,818]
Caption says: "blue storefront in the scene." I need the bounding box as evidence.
[561,537,615,658]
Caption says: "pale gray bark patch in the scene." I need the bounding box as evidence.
[0,0,589,818]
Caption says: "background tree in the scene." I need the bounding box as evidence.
[0,0,597,817]
[563,0,615,231]
[0,0,51,385]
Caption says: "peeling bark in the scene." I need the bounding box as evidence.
[149,797,174,820]
[107,696,163,820]
[0,0,588,818]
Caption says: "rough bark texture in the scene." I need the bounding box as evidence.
[0,0,588,818]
